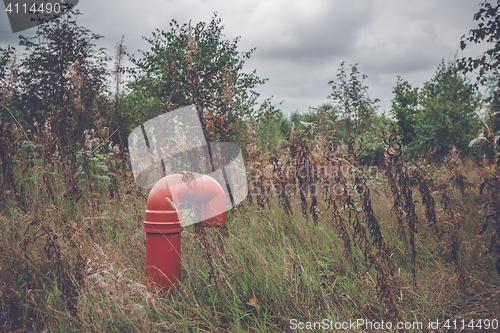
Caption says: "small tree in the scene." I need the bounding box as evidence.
[390,77,420,146]
[15,11,110,144]
[0,46,18,195]
[0,46,15,89]
[460,0,500,162]
[415,61,479,158]
[328,62,378,141]
[127,14,274,143]
[460,0,500,96]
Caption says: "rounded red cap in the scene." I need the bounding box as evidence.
[144,176,183,234]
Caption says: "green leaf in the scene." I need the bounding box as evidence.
[24,159,43,166]
[17,143,31,153]
[22,176,38,183]
[92,174,110,181]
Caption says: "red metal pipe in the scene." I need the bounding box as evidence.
[144,173,227,291]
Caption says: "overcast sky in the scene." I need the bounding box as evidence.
[0,0,493,115]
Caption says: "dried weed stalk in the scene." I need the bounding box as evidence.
[381,129,418,287]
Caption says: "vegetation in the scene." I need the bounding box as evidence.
[126,13,277,145]
[0,3,500,332]
[391,61,480,158]
[328,62,379,142]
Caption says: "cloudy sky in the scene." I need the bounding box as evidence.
[0,0,492,115]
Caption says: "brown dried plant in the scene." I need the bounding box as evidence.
[470,111,500,274]
[380,129,418,287]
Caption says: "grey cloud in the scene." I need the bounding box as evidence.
[0,0,491,114]
[250,0,375,62]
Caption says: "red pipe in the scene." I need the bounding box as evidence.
[144,172,227,291]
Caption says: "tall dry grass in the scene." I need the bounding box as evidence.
[0,106,499,332]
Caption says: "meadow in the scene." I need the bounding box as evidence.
[1,118,499,332]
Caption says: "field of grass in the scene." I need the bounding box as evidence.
[1,135,500,333]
